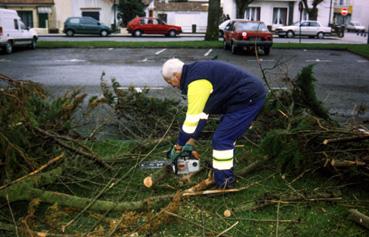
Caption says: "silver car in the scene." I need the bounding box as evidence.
[275,20,332,39]
[346,21,365,33]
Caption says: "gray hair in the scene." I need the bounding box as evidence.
[161,58,184,81]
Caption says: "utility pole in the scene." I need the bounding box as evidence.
[299,1,303,44]
[113,0,117,31]
[328,0,333,26]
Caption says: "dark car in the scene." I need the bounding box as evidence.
[223,20,273,55]
[127,17,182,37]
[63,17,112,37]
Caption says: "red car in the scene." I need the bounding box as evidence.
[223,20,273,55]
[127,17,182,37]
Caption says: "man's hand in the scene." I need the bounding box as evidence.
[167,144,182,161]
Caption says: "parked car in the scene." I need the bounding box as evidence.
[275,20,331,39]
[0,8,38,54]
[346,21,365,33]
[219,19,231,37]
[223,20,273,55]
[127,17,182,37]
[63,17,112,37]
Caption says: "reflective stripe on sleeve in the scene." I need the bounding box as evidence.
[182,112,209,134]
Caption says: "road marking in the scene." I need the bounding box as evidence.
[56,59,86,62]
[357,60,368,63]
[204,49,213,57]
[0,59,11,62]
[141,58,148,62]
[108,48,114,51]
[305,59,332,62]
[155,48,167,55]
[248,59,275,62]
[117,86,164,92]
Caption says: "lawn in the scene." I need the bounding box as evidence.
[37,40,369,59]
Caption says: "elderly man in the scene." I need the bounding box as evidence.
[162,58,266,188]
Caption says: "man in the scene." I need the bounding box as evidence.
[162,59,266,188]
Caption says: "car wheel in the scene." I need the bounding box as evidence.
[264,47,270,56]
[30,38,37,49]
[316,32,324,39]
[4,41,13,54]
[168,30,177,37]
[100,30,108,37]
[66,29,74,37]
[287,30,295,38]
[133,30,142,37]
[231,43,239,55]
[223,40,230,50]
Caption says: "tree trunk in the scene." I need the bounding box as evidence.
[205,0,221,41]
[236,0,254,19]
[309,8,318,20]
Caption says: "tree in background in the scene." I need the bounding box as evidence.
[301,0,324,20]
[235,0,254,18]
[205,0,221,41]
[118,0,146,27]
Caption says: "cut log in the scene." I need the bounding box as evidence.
[143,165,173,188]
[323,134,369,145]
[237,156,270,177]
[348,209,369,229]
[330,159,366,168]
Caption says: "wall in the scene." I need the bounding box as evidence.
[222,0,331,27]
[54,0,115,31]
[352,0,369,28]
[164,11,208,33]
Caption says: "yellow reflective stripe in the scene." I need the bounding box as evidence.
[213,149,233,169]
[213,159,233,170]
[182,124,196,133]
[185,114,200,123]
[213,149,234,159]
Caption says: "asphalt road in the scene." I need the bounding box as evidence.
[0,47,368,122]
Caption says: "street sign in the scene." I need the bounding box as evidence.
[341,7,348,16]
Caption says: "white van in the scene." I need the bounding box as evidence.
[0,8,38,54]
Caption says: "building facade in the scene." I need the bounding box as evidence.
[0,0,57,31]
[53,0,117,32]
[0,0,117,33]
[334,0,369,28]
[146,0,209,33]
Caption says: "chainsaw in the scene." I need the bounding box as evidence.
[140,149,200,175]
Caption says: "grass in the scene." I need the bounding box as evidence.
[37,40,369,58]
[10,139,366,236]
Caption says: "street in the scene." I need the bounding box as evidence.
[0,47,368,122]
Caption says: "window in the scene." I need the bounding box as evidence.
[38,13,48,28]
[14,19,19,30]
[273,8,287,25]
[17,11,33,27]
[70,18,80,24]
[300,22,309,27]
[81,17,97,25]
[82,11,100,21]
[310,22,319,27]
[20,21,27,30]
[158,13,167,23]
[236,22,267,31]
[244,7,260,21]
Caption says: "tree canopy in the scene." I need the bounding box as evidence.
[118,0,146,26]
